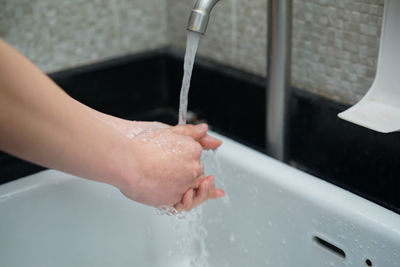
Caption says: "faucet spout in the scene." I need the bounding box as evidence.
[187,0,221,34]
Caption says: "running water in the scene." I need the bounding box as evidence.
[178,31,202,125]
[176,30,212,267]
[156,31,203,217]
[205,150,231,206]
[163,30,230,267]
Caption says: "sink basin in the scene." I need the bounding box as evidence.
[1,133,399,266]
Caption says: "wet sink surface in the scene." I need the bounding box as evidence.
[1,133,400,267]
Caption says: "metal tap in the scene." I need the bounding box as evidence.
[187,0,221,34]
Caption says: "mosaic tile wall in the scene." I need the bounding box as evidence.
[1,0,384,104]
[167,0,384,104]
[0,0,168,73]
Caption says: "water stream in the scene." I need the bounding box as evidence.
[178,31,202,125]
[173,29,231,267]
[176,30,211,267]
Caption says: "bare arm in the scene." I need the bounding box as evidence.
[0,40,224,209]
[0,40,131,188]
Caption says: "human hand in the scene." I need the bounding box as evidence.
[93,113,222,151]
[119,120,222,151]
[118,123,224,209]
[169,124,225,212]
[91,112,225,210]
[130,123,225,211]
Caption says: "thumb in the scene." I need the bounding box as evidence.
[171,123,208,140]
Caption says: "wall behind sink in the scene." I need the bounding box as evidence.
[1,0,384,105]
[167,0,384,105]
[0,0,168,73]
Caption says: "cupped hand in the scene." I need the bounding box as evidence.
[93,113,225,211]
[169,124,225,212]
[119,123,224,209]
[96,115,222,151]
[126,121,222,151]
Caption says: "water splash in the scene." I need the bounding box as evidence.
[156,206,186,219]
[163,206,210,267]
[178,31,202,125]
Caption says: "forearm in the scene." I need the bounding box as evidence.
[0,40,133,188]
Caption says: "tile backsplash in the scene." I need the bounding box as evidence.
[1,0,384,104]
[167,0,384,105]
[0,0,168,73]
[292,0,383,104]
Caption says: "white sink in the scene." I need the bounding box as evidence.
[1,133,399,266]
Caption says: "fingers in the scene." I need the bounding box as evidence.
[174,175,225,213]
[171,123,208,141]
[181,188,194,212]
[192,176,225,207]
[171,123,222,150]
[174,188,193,213]
[199,134,222,150]
[193,177,211,207]
[210,188,226,199]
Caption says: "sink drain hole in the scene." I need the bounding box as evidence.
[366,259,373,266]
[313,236,346,258]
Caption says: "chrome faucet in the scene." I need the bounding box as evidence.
[186,0,293,162]
[187,0,221,34]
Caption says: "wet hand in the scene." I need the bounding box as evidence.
[126,121,222,151]
[98,116,223,151]
[170,124,225,212]
[119,123,224,209]
[170,123,222,150]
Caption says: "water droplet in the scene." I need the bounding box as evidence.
[229,233,236,243]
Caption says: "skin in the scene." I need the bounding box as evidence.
[0,39,224,211]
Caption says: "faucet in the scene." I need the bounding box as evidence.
[186,0,293,162]
[187,0,221,34]
[267,0,292,161]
